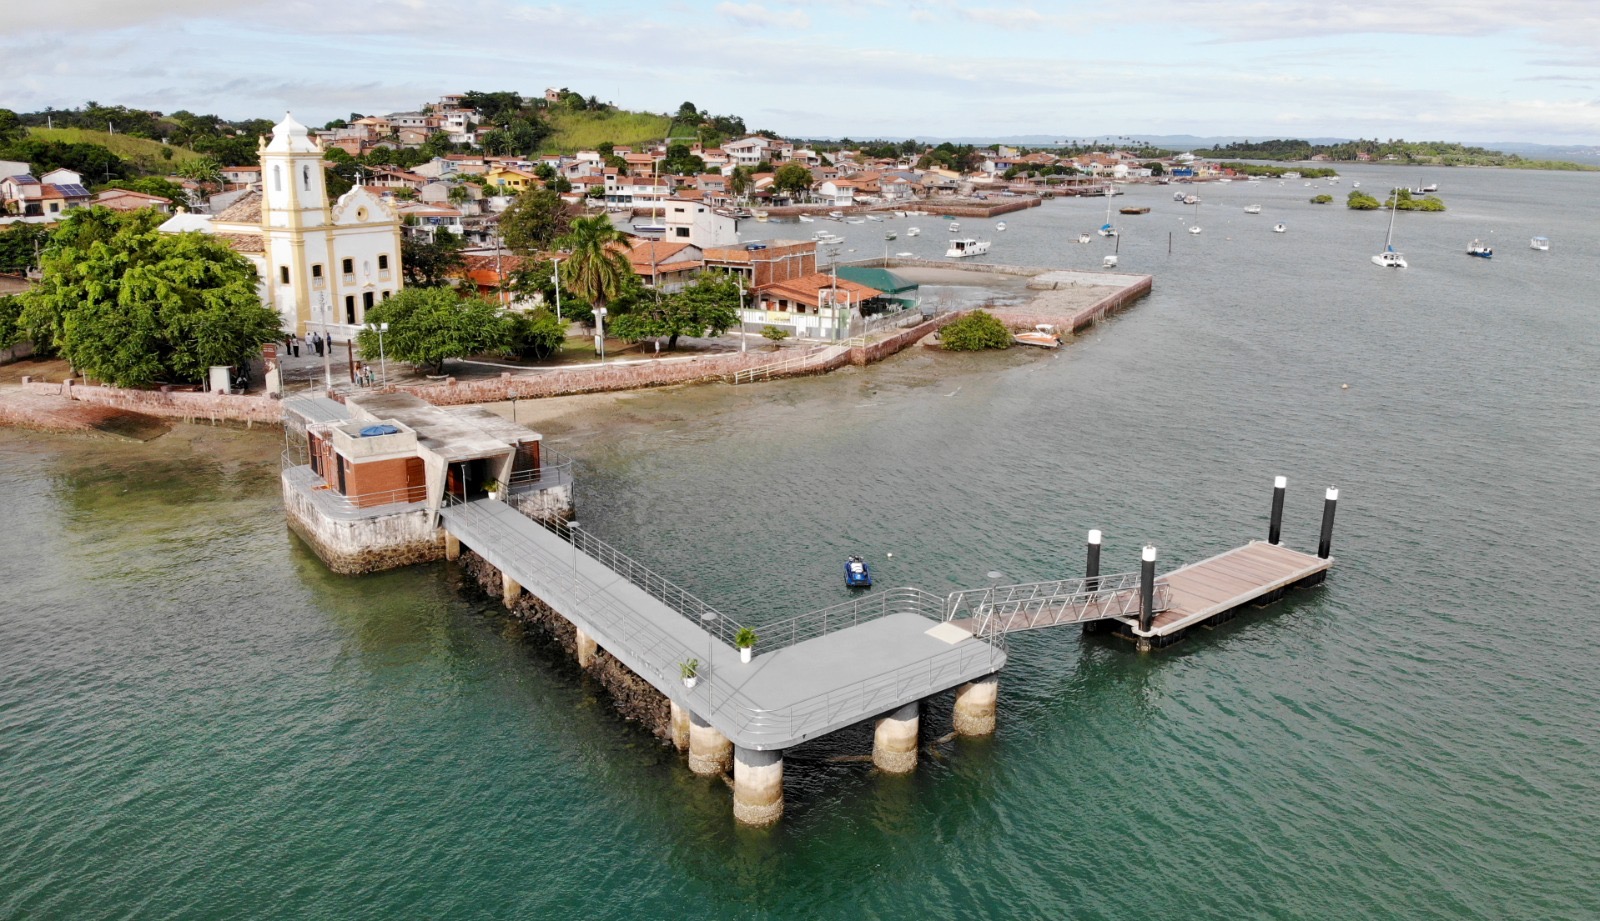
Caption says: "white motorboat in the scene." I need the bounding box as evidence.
[907,227,920,236]
[1013,324,1062,349]
[1372,188,1408,268]
[798,214,815,223]
[1098,185,1117,237]
[946,238,991,258]
[1531,236,1550,251]
[1173,191,1186,202]
[1102,254,1119,267]
[846,218,866,224]
[996,221,1006,231]
[1273,223,1287,233]
[1466,239,1493,259]
[948,221,961,233]
[1244,204,1262,214]
[1077,233,1091,244]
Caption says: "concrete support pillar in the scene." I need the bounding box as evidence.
[574,626,598,670]
[873,701,920,773]
[952,675,999,736]
[669,700,690,752]
[687,711,733,776]
[501,572,522,608]
[732,745,784,826]
[444,531,461,561]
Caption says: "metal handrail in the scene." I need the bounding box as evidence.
[729,345,836,384]
[506,445,574,490]
[945,572,1171,640]
[757,587,947,653]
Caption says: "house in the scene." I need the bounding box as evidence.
[621,239,702,291]
[397,202,464,239]
[222,165,262,187]
[657,198,738,248]
[814,179,861,207]
[280,390,571,575]
[485,166,541,194]
[411,157,460,180]
[2,173,91,218]
[93,188,175,213]
[702,239,816,289]
[744,271,882,341]
[369,167,429,191]
[39,168,84,187]
[723,136,793,169]
[159,113,404,339]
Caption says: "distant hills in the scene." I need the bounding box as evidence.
[904,134,1600,164]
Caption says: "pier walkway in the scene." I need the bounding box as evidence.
[439,498,1005,752]
[1138,541,1331,638]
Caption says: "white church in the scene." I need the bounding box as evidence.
[160,112,404,339]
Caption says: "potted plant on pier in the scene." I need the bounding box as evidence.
[485,479,504,502]
[680,658,700,689]
[734,627,758,664]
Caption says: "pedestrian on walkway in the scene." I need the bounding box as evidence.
[290,335,300,358]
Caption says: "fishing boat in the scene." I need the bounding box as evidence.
[948,221,961,233]
[1182,194,1200,205]
[1102,254,1119,267]
[1244,204,1262,214]
[845,555,872,588]
[1466,239,1493,259]
[1013,324,1062,349]
[946,238,991,258]
[907,227,921,236]
[1273,223,1287,233]
[884,230,897,241]
[996,221,1007,231]
[1077,233,1092,244]
[1098,185,1117,237]
[1173,191,1187,202]
[798,214,815,223]
[1372,189,1408,268]
[1530,236,1550,251]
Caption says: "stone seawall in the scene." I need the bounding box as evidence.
[459,549,671,741]
[282,474,444,575]
[24,379,283,426]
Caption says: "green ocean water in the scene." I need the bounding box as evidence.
[3,164,1598,919]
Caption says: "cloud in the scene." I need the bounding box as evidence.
[715,2,811,30]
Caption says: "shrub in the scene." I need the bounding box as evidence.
[940,310,1011,350]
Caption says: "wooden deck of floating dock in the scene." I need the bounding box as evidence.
[1118,540,1331,641]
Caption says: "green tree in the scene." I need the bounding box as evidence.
[760,325,789,347]
[0,108,22,144]
[499,188,571,254]
[355,287,510,375]
[507,307,568,360]
[99,176,191,207]
[662,142,704,175]
[608,271,741,350]
[0,222,50,273]
[939,310,1011,351]
[0,294,24,349]
[177,156,223,190]
[773,162,812,197]
[1346,190,1382,210]
[400,230,466,287]
[727,166,753,201]
[555,215,632,319]
[19,208,280,386]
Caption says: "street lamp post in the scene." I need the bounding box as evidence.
[569,521,581,603]
[594,307,607,362]
[508,390,520,424]
[550,255,563,321]
[700,610,718,710]
[317,293,334,390]
[366,321,389,385]
[738,280,746,353]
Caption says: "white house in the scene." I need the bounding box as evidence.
[659,198,739,248]
[722,136,793,169]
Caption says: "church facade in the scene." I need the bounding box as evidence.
[168,113,405,339]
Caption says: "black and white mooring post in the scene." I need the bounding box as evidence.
[1317,487,1339,559]
[1138,545,1157,632]
[1086,529,1102,588]
[1269,476,1287,545]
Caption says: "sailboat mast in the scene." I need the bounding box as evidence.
[1385,187,1398,249]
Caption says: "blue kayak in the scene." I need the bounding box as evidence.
[845,555,872,588]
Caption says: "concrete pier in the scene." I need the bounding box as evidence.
[501,572,522,608]
[444,531,461,561]
[732,746,784,826]
[669,700,690,752]
[873,701,921,773]
[574,626,598,669]
[688,710,733,775]
[953,676,999,736]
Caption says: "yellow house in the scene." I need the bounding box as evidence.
[485,166,541,193]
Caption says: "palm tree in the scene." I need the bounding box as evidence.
[556,215,632,315]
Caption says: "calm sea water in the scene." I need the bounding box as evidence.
[4,164,1598,920]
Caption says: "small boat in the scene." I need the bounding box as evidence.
[1077,233,1092,244]
[1119,206,1149,215]
[1273,223,1287,233]
[867,215,884,221]
[1099,186,1117,236]
[1531,236,1550,251]
[1182,194,1200,205]
[1013,324,1062,349]
[948,221,961,233]
[946,238,991,258]
[828,210,844,219]
[1352,181,1360,188]
[845,217,866,224]
[884,230,897,241]
[798,214,815,223]
[1415,183,1438,193]
[995,221,1007,231]
[907,227,921,236]
[1466,239,1493,258]
[895,251,914,257]
[1102,254,1119,267]
[754,210,769,222]
[1173,191,1186,202]
[1244,204,1262,214]
[845,555,872,588]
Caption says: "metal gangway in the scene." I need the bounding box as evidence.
[944,572,1171,644]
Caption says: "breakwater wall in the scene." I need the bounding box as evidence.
[22,378,283,426]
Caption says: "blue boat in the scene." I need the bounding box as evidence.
[845,555,872,588]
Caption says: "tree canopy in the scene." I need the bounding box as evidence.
[773,162,813,196]
[355,286,510,375]
[1347,190,1382,210]
[499,188,572,254]
[939,310,1011,351]
[19,207,281,386]
[608,271,742,349]
[556,215,632,315]
[400,230,465,287]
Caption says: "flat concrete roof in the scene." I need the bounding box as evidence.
[450,405,543,445]
[347,392,518,462]
[282,394,353,425]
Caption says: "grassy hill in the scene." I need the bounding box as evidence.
[541,110,674,154]
[24,127,207,171]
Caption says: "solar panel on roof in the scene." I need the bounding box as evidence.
[55,184,90,197]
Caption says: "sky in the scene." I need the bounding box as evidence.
[3,0,1600,145]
